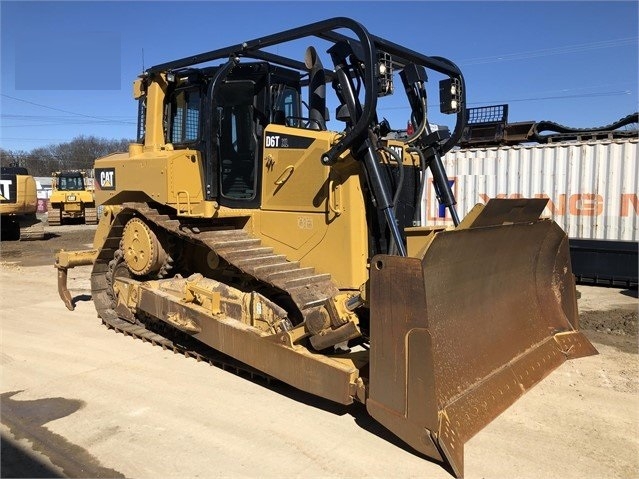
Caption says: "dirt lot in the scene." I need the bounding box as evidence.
[0,224,97,268]
[1,224,637,479]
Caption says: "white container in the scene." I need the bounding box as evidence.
[425,138,638,242]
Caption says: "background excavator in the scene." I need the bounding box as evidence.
[55,18,597,477]
[0,166,45,240]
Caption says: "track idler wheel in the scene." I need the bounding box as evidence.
[121,217,168,276]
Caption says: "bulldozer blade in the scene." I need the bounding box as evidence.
[366,199,597,478]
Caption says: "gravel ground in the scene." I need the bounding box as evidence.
[0,224,637,479]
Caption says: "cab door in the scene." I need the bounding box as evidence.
[215,80,261,209]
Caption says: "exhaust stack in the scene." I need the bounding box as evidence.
[305,46,326,130]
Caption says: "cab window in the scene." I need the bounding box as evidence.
[271,85,300,125]
[170,88,201,143]
[216,81,258,201]
[59,176,84,191]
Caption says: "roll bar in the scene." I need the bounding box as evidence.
[145,16,466,163]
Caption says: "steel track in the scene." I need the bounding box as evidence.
[100,312,273,383]
[89,202,341,384]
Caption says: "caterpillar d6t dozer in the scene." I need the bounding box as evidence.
[55,18,597,477]
[47,170,98,225]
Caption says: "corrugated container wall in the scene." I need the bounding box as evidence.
[424,138,638,241]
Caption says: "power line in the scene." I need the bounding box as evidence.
[1,112,136,128]
[471,91,632,105]
[2,121,136,128]
[2,124,133,128]
[459,37,637,65]
[1,137,75,142]
[378,90,633,111]
[0,94,133,125]
[2,114,134,123]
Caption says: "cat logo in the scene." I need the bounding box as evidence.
[0,179,12,201]
[388,145,403,161]
[101,173,113,187]
[95,168,116,190]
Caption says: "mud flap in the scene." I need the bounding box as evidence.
[366,199,597,478]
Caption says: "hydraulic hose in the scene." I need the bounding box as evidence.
[407,147,428,226]
[379,146,405,215]
[379,146,406,256]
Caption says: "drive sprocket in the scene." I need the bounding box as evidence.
[120,217,168,276]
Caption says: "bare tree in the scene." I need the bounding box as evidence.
[1,136,131,176]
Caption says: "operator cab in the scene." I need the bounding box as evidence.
[57,173,85,191]
[153,62,304,208]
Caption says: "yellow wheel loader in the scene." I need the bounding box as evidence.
[0,166,45,240]
[55,18,596,478]
[47,170,97,226]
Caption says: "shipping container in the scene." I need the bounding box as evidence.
[424,138,638,286]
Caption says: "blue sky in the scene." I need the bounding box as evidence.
[1,1,637,152]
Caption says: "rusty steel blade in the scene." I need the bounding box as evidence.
[367,200,597,478]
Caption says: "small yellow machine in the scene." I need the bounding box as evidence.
[0,166,44,240]
[55,18,596,477]
[47,170,97,225]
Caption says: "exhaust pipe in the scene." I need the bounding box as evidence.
[304,46,326,130]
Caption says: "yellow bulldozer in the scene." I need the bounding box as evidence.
[0,166,45,240]
[55,18,597,477]
[47,170,97,226]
